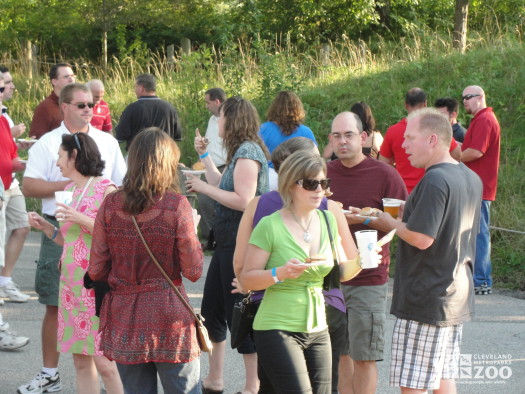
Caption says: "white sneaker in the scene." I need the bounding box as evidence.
[0,328,29,350]
[0,297,4,305]
[0,322,9,331]
[17,372,62,393]
[0,281,30,302]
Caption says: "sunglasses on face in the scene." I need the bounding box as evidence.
[68,102,94,109]
[0,87,5,93]
[297,178,331,191]
[462,94,480,101]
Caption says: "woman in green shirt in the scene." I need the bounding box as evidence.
[241,150,349,393]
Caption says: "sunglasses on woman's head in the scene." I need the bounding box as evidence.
[296,179,331,191]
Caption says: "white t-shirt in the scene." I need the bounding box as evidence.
[205,115,227,167]
[24,122,127,215]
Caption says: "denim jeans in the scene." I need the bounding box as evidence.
[116,359,201,394]
[473,200,492,287]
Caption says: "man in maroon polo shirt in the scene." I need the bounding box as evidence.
[29,63,75,139]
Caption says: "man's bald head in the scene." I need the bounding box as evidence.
[462,85,487,115]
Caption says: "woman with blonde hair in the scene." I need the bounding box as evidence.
[241,150,353,393]
[88,128,203,393]
[260,90,317,158]
[186,97,269,394]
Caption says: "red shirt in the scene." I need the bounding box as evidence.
[90,100,112,132]
[0,117,18,189]
[327,158,408,286]
[380,118,459,193]
[30,91,62,139]
[461,107,500,200]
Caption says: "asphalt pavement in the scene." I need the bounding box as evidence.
[0,231,524,393]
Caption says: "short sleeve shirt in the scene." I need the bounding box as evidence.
[213,141,269,249]
[250,210,337,332]
[391,162,482,326]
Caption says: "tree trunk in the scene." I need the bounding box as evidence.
[453,0,469,53]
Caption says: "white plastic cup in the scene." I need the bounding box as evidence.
[55,191,73,221]
[355,230,378,269]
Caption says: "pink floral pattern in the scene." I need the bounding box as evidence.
[73,311,93,340]
[57,310,65,341]
[81,287,96,309]
[61,286,75,311]
[57,178,115,356]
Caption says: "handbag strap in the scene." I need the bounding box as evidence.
[131,216,201,324]
[320,210,339,268]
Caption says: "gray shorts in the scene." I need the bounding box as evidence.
[35,218,62,306]
[342,283,388,361]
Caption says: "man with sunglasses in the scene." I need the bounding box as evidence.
[0,67,31,304]
[19,83,126,394]
[460,85,500,296]
[327,111,407,394]
[30,63,76,139]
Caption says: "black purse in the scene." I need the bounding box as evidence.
[83,272,110,318]
[231,292,258,349]
[321,210,340,291]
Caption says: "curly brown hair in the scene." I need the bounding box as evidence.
[121,127,180,214]
[266,91,306,136]
[220,97,269,164]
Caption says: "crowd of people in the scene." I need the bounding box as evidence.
[0,61,500,394]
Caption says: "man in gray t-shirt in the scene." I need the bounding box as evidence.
[376,108,482,392]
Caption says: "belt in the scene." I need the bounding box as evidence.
[43,214,57,221]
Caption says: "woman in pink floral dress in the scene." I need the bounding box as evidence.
[28,133,123,394]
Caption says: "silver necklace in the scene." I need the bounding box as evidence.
[290,210,314,243]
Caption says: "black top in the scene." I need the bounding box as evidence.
[390,163,482,326]
[452,122,467,143]
[115,96,182,150]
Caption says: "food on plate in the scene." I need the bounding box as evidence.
[359,207,382,217]
[192,161,206,170]
[304,254,327,264]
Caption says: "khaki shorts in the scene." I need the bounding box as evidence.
[342,283,388,361]
[0,186,30,267]
[35,218,63,306]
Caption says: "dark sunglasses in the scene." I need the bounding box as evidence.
[462,94,480,101]
[73,132,82,151]
[0,87,5,93]
[68,102,94,109]
[297,179,331,191]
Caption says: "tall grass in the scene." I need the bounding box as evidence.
[3,28,524,289]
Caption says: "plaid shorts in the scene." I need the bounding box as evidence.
[390,318,463,390]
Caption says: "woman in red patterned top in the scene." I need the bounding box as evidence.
[88,127,204,393]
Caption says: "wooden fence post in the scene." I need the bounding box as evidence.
[181,38,191,55]
[167,44,175,69]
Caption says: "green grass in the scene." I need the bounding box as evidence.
[4,30,524,289]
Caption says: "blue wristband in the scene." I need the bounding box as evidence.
[271,267,282,283]
[199,152,209,159]
[50,226,59,240]
[363,218,372,226]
